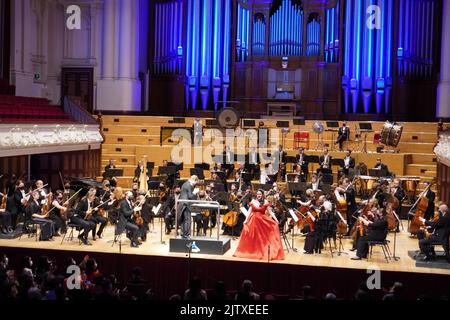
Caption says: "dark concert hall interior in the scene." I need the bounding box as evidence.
[1,0,450,305]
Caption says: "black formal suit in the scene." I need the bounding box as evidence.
[306,181,324,191]
[295,153,309,181]
[89,196,108,239]
[117,199,139,245]
[5,194,18,229]
[26,199,54,241]
[345,186,358,228]
[72,198,96,242]
[356,217,388,258]
[424,190,436,220]
[418,214,450,258]
[164,192,179,234]
[178,180,197,238]
[391,187,406,204]
[319,154,332,170]
[0,194,12,232]
[273,149,287,178]
[340,156,355,178]
[222,150,235,179]
[246,152,260,178]
[13,189,26,222]
[336,126,350,150]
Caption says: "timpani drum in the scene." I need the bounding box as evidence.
[399,176,420,192]
[380,121,403,147]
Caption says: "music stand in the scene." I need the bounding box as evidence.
[331,159,344,168]
[241,172,253,184]
[175,179,187,188]
[227,182,239,191]
[147,162,155,170]
[359,123,373,153]
[104,168,123,179]
[195,163,210,171]
[158,166,168,175]
[190,168,205,180]
[147,196,161,239]
[369,168,387,178]
[321,184,332,195]
[254,183,272,192]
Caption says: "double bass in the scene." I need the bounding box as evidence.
[408,180,435,235]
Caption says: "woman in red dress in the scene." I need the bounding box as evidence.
[233,190,285,261]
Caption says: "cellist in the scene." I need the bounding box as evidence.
[334,178,357,235]
[416,204,450,261]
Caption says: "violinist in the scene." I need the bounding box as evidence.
[49,190,68,235]
[350,198,377,252]
[72,190,97,245]
[13,180,27,231]
[195,190,210,236]
[135,193,149,242]
[26,190,55,241]
[295,147,309,182]
[307,173,323,192]
[351,208,388,260]
[90,188,108,240]
[35,180,51,206]
[417,204,450,261]
[118,190,141,248]
[389,179,405,208]
[164,185,180,235]
[315,201,337,254]
[319,148,332,170]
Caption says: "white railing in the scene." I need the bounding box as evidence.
[63,96,97,125]
[0,123,103,156]
[434,132,450,167]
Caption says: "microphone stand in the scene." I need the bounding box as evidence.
[186,241,193,282]
[391,211,401,261]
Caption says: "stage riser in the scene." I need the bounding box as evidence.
[169,238,231,255]
[100,115,441,131]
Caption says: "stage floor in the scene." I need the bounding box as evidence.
[1,220,449,276]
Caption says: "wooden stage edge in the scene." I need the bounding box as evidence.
[1,222,448,276]
[2,222,450,299]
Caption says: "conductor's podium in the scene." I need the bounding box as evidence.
[169,237,231,255]
[169,200,231,255]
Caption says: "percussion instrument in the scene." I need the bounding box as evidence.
[380,121,403,147]
[312,122,324,134]
[356,175,378,191]
[397,176,420,192]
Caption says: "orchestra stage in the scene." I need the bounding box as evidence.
[1,221,449,299]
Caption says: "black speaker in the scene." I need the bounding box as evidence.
[243,120,255,127]
[376,146,384,153]
[276,121,290,128]
[293,118,305,125]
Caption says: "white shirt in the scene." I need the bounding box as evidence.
[344,157,350,167]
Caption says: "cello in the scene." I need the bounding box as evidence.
[408,180,435,235]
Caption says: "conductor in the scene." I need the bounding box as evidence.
[178,175,200,239]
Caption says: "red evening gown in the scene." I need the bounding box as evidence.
[233,201,285,261]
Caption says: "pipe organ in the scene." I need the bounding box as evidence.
[397,0,437,80]
[269,0,304,56]
[148,0,443,120]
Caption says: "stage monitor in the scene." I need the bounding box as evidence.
[195,163,210,170]
[293,118,305,125]
[359,123,373,131]
[276,121,290,128]
[190,168,205,180]
[243,120,255,127]
[326,121,339,128]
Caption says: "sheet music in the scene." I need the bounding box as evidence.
[289,209,299,222]
[152,203,162,214]
[240,206,251,218]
